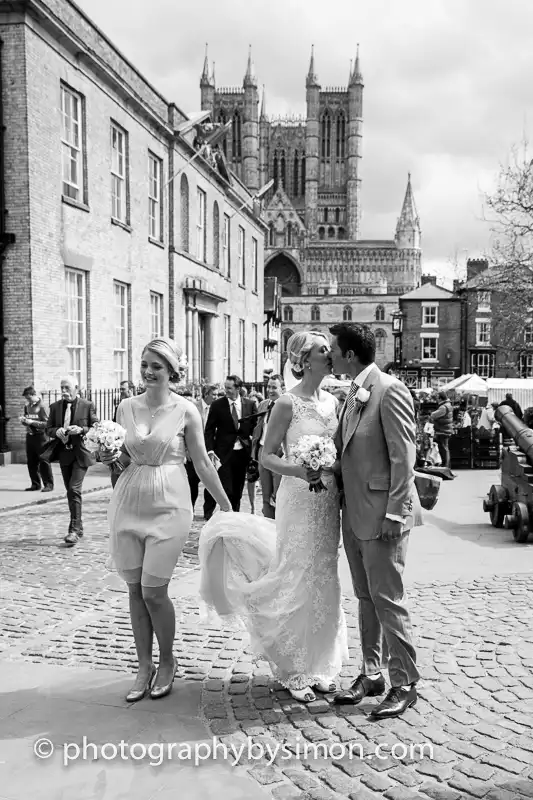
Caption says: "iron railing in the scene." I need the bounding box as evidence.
[42,389,122,422]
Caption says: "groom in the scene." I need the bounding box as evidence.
[329,323,420,719]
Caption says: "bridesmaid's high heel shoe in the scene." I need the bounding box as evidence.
[150,658,178,700]
[125,664,156,703]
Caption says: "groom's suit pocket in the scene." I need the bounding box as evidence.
[368,476,390,491]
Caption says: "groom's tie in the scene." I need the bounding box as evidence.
[345,381,360,417]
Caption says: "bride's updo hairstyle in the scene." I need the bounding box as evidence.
[142,337,188,382]
[286,330,327,378]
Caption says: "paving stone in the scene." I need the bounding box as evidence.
[448,771,495,798]
[455,760,497,781]
[418,782,462,800]
[271,785,305,800]
[480,753,526,775]
[248,764,285,785]
[384,788,425,800]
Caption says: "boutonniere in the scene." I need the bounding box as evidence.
[355,384,373,411]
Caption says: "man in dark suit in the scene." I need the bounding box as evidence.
[251,374,284,519]
[185,383,218,514]
[204,375,257,518]
[46,376,99,545]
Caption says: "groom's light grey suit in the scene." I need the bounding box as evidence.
[335,363,420,688]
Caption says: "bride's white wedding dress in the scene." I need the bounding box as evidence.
[199,391,348,690]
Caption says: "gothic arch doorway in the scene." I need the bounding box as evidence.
[265,252,302,296]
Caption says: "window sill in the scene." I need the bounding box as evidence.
[252,290,258,296]
[149,237,165,250]
[421,323,438,328]
[62,195,90,213]
[421,358,438,363]
[238,284,246,290]
[111,218,132,233]
[475,343,492,349]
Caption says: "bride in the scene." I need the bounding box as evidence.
[199,330,348,702]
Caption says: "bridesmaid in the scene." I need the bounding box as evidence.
[103,338,231,701]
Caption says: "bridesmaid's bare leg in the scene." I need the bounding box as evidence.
[128,582,155,692]
[142,584,176,688]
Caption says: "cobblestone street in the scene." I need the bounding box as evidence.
[1,472,533,800]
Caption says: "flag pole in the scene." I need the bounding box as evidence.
[229,179,274,219]
[165,148,204,189]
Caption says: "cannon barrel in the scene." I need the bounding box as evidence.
[495,405,533,465]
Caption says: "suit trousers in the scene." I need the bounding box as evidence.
[205,449,249,516]
[185,459,200,508]
[257,445,281,519]
[26,435,54,489]
[60,460,88,533]
[342,524,420,687]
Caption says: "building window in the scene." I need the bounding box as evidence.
[476,321,491,346]
[252,323,258,381]
[213,202,220,269]
[287,222,292,247]
[223,315,230,375]
[422,304,438,327]
[239,319,245,378]
[113,281,129,383]
[343,305,352,321]
[232,110,242,159]
[520,353,533,377]
[311,305,320,322]
[336,111,346,158]
[282,329,293,351]
[111,123,129,224]
[269,223,275,246]
[375,304,385,321]
[61,84,85,203]
[421,336,438,361]
[293,153,299,196]
[65,268,87,389]
[284,305,293,322]
[150,292,163,339]
[375,328,386,354]
[320,110,331,158]
[471,351,495,378]
[238,226,245,285]
[477,291,491,311]
[196,187,206,262]
[180,174,189,252]
[525,323,533,345]
[301,156,306,196]
[148,152,162,241]
[223,213,230,276]
[252,236,258,292]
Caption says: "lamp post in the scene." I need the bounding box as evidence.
[391,310,404,367]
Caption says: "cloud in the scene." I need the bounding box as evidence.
[76,0,533,270]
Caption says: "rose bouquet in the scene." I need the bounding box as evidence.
[84,421,127,477]
[292,434,337,493]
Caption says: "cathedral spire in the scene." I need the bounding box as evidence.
[396,173,421,248]
[349,44,363,86]
[244,45,257,86]
[210,61,216,86]
[260,86,267,120]
[306,45,319,88]
[200,43,210,85]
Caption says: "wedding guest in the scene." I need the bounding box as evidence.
[252,374,284,518]
[204,375,257,518]
[103,337,231,701]
[46,376,98,545]
[20,386,54,492]
[430,391,453,468]
[186,383,217,514]
[499,392,523,420]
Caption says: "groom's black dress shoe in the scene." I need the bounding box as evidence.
[333,673,386,705]
[370,684,417,719]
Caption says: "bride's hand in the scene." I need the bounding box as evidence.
[296,466,322,484]
[100,449,122,465]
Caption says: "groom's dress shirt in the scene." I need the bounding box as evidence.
[229,396,243,450]
[345,363,406,525]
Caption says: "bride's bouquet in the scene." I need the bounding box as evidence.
[292,434,337,493]
[84,421,127,477]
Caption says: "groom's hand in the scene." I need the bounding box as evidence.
[379,518,403,541]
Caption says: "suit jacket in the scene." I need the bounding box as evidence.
[46,397,99,468]
[334,365,418,540]
[204,396,257,465]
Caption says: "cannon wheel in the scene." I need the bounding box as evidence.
[512,502,530,543]
[485,485,509,528]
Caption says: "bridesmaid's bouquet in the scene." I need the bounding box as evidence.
[84,421,127,477]
[292,434,337,493]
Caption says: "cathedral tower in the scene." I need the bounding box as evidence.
[305,47,320,236]
[347,47,363,240]
[242,47,259,192]
[259,87,269,189]
[395,173,421,250]
[200,45,215,111]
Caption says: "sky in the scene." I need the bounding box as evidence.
[76,0,533,285]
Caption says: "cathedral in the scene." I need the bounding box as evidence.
[199,47,422,368]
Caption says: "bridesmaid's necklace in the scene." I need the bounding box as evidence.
[145,395,173,419]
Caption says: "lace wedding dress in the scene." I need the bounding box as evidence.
[199,391,348,690]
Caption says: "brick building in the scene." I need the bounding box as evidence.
[0,0,266,458]
[391,276,461,389]
[457,258,533,378]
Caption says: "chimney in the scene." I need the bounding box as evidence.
[466,258,488,281]
[421,274,437,286]
[453,279,463,293]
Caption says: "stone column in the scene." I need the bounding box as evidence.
[192,309,199,382]
[186,307,193,374]
[204,314,217,382]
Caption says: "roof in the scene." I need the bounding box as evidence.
[462,263,533,290]
[400,283,456,301]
